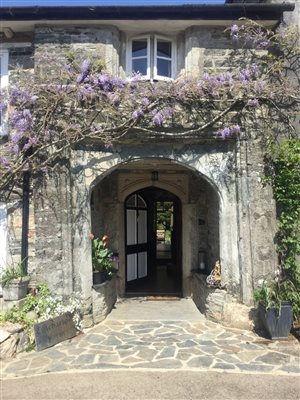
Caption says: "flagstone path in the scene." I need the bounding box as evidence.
[1,300,300,379]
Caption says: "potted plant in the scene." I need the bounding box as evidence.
[91,234,116,285]
[1,262,30,301]
[254,274,293,340]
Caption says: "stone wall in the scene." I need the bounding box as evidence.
[34,26,121,76]
[91,170,119,252]
[32,164,73,297]
[0,22,280,326]
[192,273,254,330]
[0,43,34,268]
[0,322,30,359]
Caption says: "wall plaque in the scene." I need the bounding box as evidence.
[34,312,77,351]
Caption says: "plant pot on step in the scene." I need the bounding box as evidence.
[258,301,293,340]
[93,271,107,285]
[2,277,30,301]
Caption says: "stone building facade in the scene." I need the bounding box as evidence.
[0,2,297,328]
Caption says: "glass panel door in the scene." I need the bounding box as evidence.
[125,193,148,284]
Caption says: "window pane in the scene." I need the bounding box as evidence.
[138,252,147,278]
[132,58,147,76]
[126,194,136,207]
[137,195,147,208]
[132,39,148,58]
[138,210,147,244]
[127,254,137,281]
[157,40,171,58]
[127,209,137,245]
[157,58,172,78]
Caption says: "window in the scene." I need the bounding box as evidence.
[0,50,9,136]
[128,35,175,80]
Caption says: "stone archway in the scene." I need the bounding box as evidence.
[88,158,222,298]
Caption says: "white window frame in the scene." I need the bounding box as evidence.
[129,35,151,80]
[153,35,175,81]
[127,34,175,81]
[0,49,9,136]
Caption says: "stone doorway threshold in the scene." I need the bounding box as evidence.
[106,298,204,322]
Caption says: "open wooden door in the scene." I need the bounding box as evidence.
[125,193,148,285]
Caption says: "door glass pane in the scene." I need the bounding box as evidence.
[127,254,137,281]
[126,194,136,207]
[132,58,147,76]
[157,40,172,58]
[138,252,147,279]
[157,58,172,78]
[126,209,137,245]
[138,210,147,244]
[137,195,146,208]
[132,39,148,57]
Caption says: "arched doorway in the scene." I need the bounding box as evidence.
[88,157,222,298]
[125,187,182,296]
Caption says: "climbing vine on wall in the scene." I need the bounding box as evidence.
[265,139,300,320]
[0,18,299,317]
[0,19,299,200]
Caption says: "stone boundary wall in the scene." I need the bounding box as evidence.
[0,322,30,359]
[192,273,254,330]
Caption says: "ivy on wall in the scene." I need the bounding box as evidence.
[266,139,300,320]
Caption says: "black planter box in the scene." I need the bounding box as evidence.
[93,271,107,285]
[258,301,293,340]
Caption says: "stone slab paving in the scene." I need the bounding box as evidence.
[1,301,299,379]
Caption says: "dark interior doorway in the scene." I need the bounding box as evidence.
[125,187,182,296]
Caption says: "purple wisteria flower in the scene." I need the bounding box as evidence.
[254,80,266,95]
[0,157,9,165]
[23,136,39,151]
[218,127,231,139]
[231,25,239,34]
[141,97,150,107]
[9,87,38,106]
[153,113,164,127]
[77,59,90,84]
[0,90,8,113]
[164,107,173,118]
[10,109,33,133]
[95,74,126,92]
[107,92,120,106]
[11,132,23,144]
[230,24,239,41]
[11,144,20,153]
[132,108,144,120]
[218,124,241,139]
[247,98,260,108]
[77,84,95,101]
[230,125,241,135]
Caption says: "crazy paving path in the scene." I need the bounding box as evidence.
[2,300,300,378]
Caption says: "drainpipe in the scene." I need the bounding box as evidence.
[21,170,30,275]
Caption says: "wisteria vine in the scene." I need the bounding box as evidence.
[0,19,299,199]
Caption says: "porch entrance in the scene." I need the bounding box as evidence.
[125,187,182,296]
